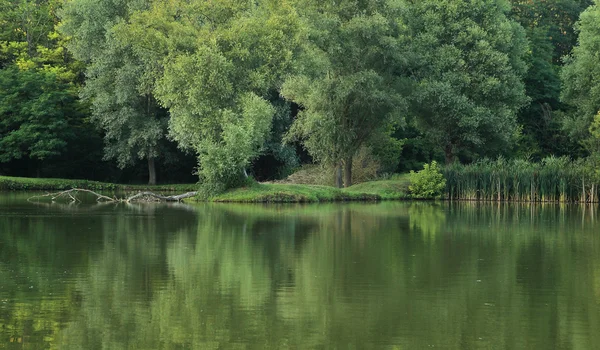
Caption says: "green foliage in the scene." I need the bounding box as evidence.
[0,0,56,59]
[508,0,592,159]
[60,0,170,184]
[405,0,529,163]
[561,0,600,155]
[0,67,79,163]
[0,175,117,191]
[118,0,304,193]
[193,94,276,196]
[210,177,410,202]
[445,157,600,202]
[281,0,407,186]
[409,161,447,199]
[0,175,198,191]
[589,112,600,153]
[0,0,101,179]
[345,175,410,200]
[256,96,300,180]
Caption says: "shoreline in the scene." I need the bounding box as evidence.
[0,175,411,203]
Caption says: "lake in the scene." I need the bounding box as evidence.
[1,192,599,349]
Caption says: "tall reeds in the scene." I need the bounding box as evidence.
[444,156,600,202]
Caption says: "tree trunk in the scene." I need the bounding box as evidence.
[26,29,34,57]
[148,157,157,185]
[334,163,343,188]
[343,156,353,188]
[444,143,455,165]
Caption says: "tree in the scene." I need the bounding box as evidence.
[561,0,600,154]
[120,0,304,193]
[0,0,98,178]
[0,67,79,174]
[404,0,529,164]
[59,0,169,185]
[509,0,592,158]
[281,0,407,187]
[0,0,57,59]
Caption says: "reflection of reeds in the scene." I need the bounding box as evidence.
[444,157,600,203]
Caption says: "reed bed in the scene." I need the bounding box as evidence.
[444,156,600,203]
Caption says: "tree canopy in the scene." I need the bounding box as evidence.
[281,0,407,187]
[509,0,592,158]
[1,0,600,189]
[113,0,304,193]
[561,0,600,154]
[60,0,169,185]
[403,0,529,164]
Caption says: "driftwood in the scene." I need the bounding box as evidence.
[27,188,198,203]
[121,191,199,202]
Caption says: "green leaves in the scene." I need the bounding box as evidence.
[132,0,304,192]
[282,0,407,186]
[409,161,446,199]
[405,0,529,162]
[0,67,77,162]
[60,0,172,184]
[561,1,600,153]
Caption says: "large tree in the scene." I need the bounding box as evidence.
[281,0,407,187]
[404,0,529,164]
[118,0,303,193]
[561,0,600,154]
[60,0,170,185]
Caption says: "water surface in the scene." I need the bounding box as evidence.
[1,193,599,349]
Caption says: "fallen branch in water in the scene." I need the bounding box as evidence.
[123,191,199,202]
[27,188,198,203]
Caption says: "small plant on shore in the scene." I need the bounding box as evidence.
[409,161,447,199]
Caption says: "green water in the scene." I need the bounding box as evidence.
[1,193,599,349]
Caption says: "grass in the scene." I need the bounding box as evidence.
[0,175,198,192]
[210,174,410,203]
[1,173,411,203]
[444,156,600,203]
[344,174,410,199]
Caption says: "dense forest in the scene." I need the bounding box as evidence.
[1,0,600,195]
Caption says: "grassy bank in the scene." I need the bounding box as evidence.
[0,175,198,192]
[1,174,411,202]
[209,175,410,203]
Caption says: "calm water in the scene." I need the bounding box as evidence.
[0,193,599,349]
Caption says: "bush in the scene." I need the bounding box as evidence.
[409,161,446,199]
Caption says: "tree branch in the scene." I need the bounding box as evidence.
[27,189,198,203]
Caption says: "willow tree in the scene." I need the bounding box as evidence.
[60,0,167,185]
[404,0,529,164]
[561,0,600,154]
[118,0,303,194]
[281,0,407,188]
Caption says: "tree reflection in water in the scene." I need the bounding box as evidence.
[1,197,599,349]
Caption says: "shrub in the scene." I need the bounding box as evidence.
[409,161,446,199]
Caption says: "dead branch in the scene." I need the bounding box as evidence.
[123,191,199,202]
[27,188,198,203]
